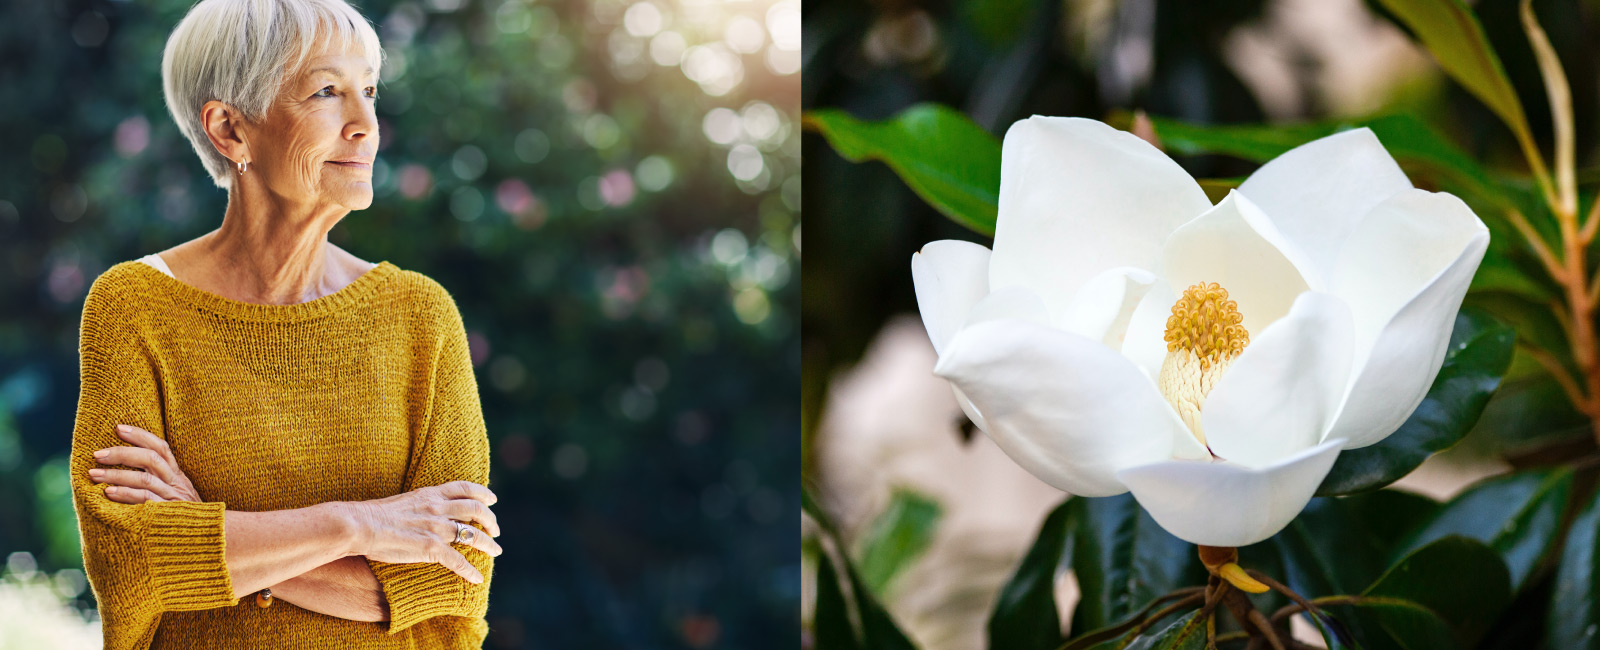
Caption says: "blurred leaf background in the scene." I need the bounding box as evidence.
[0,0,799,647]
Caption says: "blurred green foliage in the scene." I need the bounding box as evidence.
[0,0,799,646]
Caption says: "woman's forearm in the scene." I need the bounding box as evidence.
[224,502,360,599]
[269,556,388,622]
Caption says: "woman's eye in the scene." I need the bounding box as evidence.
[364,87,378,99]
[314,85,335,98]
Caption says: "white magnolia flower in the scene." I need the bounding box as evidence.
[913,117,1488,547]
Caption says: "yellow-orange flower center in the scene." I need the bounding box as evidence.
[1163,282,1249,369]
[1158,282,1250,448]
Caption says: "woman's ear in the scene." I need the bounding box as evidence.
[200,100,249,167]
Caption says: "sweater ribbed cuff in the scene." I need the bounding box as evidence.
[146,500,237,611]
[367,559,467,634]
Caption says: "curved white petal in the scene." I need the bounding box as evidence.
[1202,293,1355,468]
[1123,279,1178,380]
[911,240,992,356]
[1161,190,1316,335]
[949,285,1051,434]
[952,385,988,433]
[1058,266,1156,350]
[991,117,1212,319]
[1326,190,1490,448]
[934,319,1191,496]
[1116,438,1346,547]
[1237,128,1412,281]
[963,285,1052,329]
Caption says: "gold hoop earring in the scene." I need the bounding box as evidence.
[237,160,247,174]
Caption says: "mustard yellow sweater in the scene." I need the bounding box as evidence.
[70,260,494,650]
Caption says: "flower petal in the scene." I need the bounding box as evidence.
[963,285,1052,329]
[1161,190,1316,336]
[1058,266,1156,350]
[991,117,1211,320]
[1123,279,1178,380]
[1237,128,1412,281]
[1116,438,1346,547]
[1202,293,1355,468]
[1326,189,1490,448]
[911,240,992,356]
[934,319,1192,496]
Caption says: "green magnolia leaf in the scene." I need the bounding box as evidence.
[1069,494,1205,633]
[1316,309,1515,495]
[1323,598,1457,650]
[815,551,864,650]
[1548,488,1600,649]
[1392,468,1573,590]
[1270,497,1394,599]
[1340,489,1442,554]
[1122,612,1206,650]
[1145,112,1510,210]
[802,486,921,650]
[1371,0,1533,148]
[988,499,1074,650]
[856,488,942,595]
[842,549,921,650]
[1361,536,1513,647]
[803,105,1001,236]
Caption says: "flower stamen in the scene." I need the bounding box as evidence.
[1158,282,1249,447]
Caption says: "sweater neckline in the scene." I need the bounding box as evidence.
[134,258,398,322]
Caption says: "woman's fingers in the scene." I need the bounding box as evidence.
[440,499,501,537]
[437,480,498,506]
[94,446,182,487]
[90,468,184,502]
[102,485,166,504]
[447,521,504,557]
[432,544,485,584]
[115,424,172,459]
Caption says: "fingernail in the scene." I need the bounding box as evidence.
[105,486,117,495]
[115,425,128,433]
[89,469,104,479]
[93,450,108,459]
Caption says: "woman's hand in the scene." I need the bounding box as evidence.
[348,481,503,584]
[89,424,202,504]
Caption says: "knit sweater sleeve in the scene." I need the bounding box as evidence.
[366,292,493,642]
[71,269,238,650]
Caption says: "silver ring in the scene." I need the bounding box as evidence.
[453,521,475,545]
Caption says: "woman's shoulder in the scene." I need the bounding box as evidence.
[84,260,165,311]
[374,263,467,330]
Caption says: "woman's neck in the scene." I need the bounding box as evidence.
[171,190,364,305]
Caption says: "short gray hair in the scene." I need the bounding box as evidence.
[161,0,384,189]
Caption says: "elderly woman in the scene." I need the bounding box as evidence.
[69,0,503,648]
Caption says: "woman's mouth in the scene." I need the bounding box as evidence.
[326,160,372,170]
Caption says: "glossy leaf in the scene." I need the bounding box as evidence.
[1549,487,1600,650]
[802,486,921,650]
[1145,112,1510,210]
[1270,497,1393,600]
[815,551,864,650]
[1361,536,1512,647]
[988,499,1074,650]
[1123,612,1206,650]
[1372,0,1532,149]
[1316,309,1515,495]
[803,105,1002,236]
[1393,468,1573,590]
[1068,494,1205,633]
[856,488,942,594]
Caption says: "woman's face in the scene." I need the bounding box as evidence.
[241,44,380,212]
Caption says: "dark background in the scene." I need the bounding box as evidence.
[0,0,800,647]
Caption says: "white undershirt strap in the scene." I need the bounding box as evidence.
[137,253,175,278]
